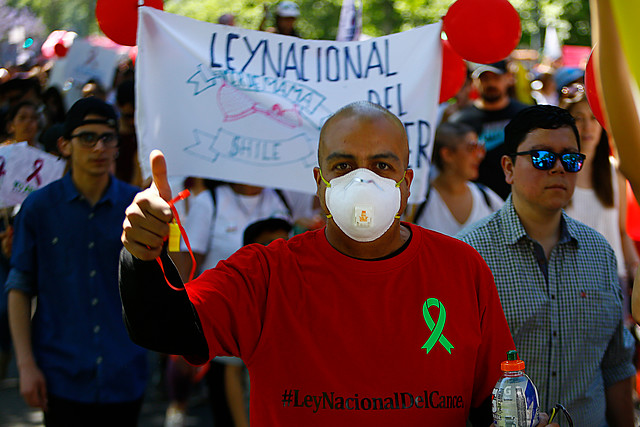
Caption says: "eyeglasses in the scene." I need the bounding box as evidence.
[512,149,586,172]
[560,83,586,103]
[71,131,118,148]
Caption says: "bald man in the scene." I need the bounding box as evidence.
[119,102,518,426]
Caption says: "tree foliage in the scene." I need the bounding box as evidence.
[6,0,98,36]
[164,0,591,46]
[0,0,45,41]
[5,0,592,48]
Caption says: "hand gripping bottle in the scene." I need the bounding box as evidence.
[492,350,539,427]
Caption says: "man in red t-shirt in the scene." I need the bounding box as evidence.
[120,101,557,426]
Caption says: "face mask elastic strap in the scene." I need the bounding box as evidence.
[155,189,196,291]
[318,168,331,187]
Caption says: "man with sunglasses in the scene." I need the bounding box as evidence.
[458,105,636,426]
[6,97,148,426]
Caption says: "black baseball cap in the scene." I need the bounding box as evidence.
[63,97,118,139]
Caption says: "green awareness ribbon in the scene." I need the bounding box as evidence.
[421,298,454,354]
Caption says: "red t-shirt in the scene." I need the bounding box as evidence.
[185,223,514,426]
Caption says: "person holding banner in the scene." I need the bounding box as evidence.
[6,97,148,426]
[120,101,559,426]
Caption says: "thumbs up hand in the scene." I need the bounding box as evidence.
[122,150,175,260]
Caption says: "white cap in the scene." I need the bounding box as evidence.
[277,1,300,17]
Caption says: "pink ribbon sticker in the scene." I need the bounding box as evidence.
[26,159,43,186]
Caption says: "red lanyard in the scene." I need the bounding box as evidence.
[156,189,196,291]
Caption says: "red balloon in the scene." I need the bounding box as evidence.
[584,48,607,129]
[443,0,521,64]
[96,0,163,46]
[54,41,68,57]
[440,39,467,103]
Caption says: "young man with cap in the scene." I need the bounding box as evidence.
[458,105,635,426]
[6,97,147,426]
[449,60,528,200]
[119,101,560,426]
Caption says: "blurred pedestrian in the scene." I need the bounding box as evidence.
[560,83,639,318]
[409,122,502,236]
[449,60,528,199]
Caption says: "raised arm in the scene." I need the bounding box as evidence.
[119,150,209,364]
[590,0,640,202]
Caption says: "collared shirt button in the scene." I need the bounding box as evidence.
[551,371,557,377]
[89,270,96,278]
[91,298,99,306]
[51,237,58,245]
[96,356,103,364]
[553,331,558,337]
[88,241,95,249]
[93,325,100,334]
[550,294,556,300]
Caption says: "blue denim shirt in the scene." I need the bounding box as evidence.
[6,173,147,403]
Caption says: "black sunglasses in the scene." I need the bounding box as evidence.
[512,150,585,173]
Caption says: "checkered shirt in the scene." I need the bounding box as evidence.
[457,196,635,427]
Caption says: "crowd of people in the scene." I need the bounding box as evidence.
[1,1,639,426]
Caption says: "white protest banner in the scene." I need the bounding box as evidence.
[0,142,66,208]
[136,7,441,201]
[48,38,123,110]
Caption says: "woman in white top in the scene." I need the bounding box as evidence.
[410,122,503,236]
[560,83,639,288]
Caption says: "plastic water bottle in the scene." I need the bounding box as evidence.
[492,350,539,427]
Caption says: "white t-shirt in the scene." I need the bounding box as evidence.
[415,182,504,236]
[179,185,314,271]
[564,165,625,278]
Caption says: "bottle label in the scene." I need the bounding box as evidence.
[492,377,539,427]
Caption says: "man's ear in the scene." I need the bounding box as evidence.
[313,167,325,199]
[502,155,514,185]
[313,167,330,215]
[397,168,414,216]
[58,137,72,158]
[439,146,456,166]
[403,168,414,197]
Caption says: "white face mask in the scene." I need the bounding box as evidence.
[321,168,404,242]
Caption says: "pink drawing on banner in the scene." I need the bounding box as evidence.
[217,82,302,128]
[26,159,43,186]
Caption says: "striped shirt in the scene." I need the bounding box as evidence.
[457,196,635,426]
